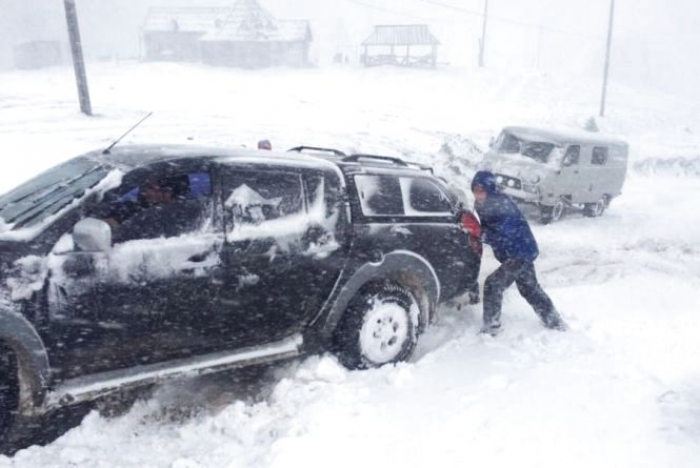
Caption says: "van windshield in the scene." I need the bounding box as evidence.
[496,132,556,164]
[0,158,109,230]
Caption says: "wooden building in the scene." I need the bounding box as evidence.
[361,25,440,68]
[142,0,312,68]
[13,41,62,69]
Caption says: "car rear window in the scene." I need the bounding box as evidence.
[400,177,453,215]
[355,174,453,218]
[355,175,404,216]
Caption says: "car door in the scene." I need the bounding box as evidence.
[588,145,610,201]
[215,165,324,347]
[555,144,587,203]
[46,161,223,375]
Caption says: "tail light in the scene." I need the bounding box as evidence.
[460,211,483,257]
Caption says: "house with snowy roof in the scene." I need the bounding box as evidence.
[142,0,312,68]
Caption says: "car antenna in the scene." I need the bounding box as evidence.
[102,112,153,155]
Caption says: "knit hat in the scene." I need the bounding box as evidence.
[471,170,498,194]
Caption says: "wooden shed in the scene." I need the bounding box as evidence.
[361,24,440,68]
[13,41,62,69]
[142,7,228,62]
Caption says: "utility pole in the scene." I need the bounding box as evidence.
[599,0,615,117]
[63,0,92,116]
[478,0,489,67]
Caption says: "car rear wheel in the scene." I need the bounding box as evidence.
[539,198,566,224]
[333,281,420,370]
[583,196,609,217]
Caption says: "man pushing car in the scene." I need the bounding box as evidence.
[471,170,567,335]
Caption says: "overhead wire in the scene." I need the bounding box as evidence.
[345,0,606,41]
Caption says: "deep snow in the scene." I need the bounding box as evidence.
[0,62,699,467]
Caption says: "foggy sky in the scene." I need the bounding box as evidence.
[0,0,699,100]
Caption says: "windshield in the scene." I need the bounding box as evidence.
[0,157,109,230]
[496,132,557,164]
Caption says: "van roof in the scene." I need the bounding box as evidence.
[503,126,628,147]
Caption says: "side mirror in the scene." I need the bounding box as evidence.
[562,155,574,167]
[73,218,112,252]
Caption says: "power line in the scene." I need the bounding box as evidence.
[344,0,606,42]
[344,0,427,20]
[415,0,605,41]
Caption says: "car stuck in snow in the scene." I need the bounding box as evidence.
[0,144,481,451]
[481,126,629,223]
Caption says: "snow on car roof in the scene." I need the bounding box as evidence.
[83,144,342,173]
[504,126,628,146]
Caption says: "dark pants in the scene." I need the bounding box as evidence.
[483,259,561,329]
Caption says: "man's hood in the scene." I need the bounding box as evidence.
[471,170,499,195]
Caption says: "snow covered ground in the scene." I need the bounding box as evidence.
[0,62,699,467]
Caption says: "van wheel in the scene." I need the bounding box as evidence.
[539,198,566,224]
[333,281,420,370]
[0,346,19,452]
[583,196,608,217]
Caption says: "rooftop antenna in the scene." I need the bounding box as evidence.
[102,112,153,154]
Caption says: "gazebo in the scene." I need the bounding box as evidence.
[361,24,440,68]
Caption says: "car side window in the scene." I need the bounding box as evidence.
[592,146,608,165]
[564,145,580,166]
[355,175,404,216]
[96,170,213,243]
[223,170,303,227]
[400,177,453,216]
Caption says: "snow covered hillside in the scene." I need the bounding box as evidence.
[0,62,699,467]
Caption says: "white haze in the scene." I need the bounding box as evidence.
[0,0,699,100]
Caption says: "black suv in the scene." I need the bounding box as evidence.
[0,145,481,449]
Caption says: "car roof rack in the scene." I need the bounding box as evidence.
[344,153,434,173]
[287,146,347,157]
[343,153,408,166]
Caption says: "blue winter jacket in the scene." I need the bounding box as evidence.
[472,171,539,263]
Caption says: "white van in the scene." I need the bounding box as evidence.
[480,126,629,223]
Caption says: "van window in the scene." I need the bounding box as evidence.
[499,133,522,154]
[592,147,608,165]
[564,145,580,166]
[495,132,555,164]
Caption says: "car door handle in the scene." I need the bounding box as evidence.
[188,252,211,263]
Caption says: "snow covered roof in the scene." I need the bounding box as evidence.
[200,0,310,42]
[143,1,312,43]
[83,144,342,174]
[362,25,440,46]
[504,126,628,146]
[143,7,230,33]
[200,19,311,43]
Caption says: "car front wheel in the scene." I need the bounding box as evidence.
[333,281,420,369]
